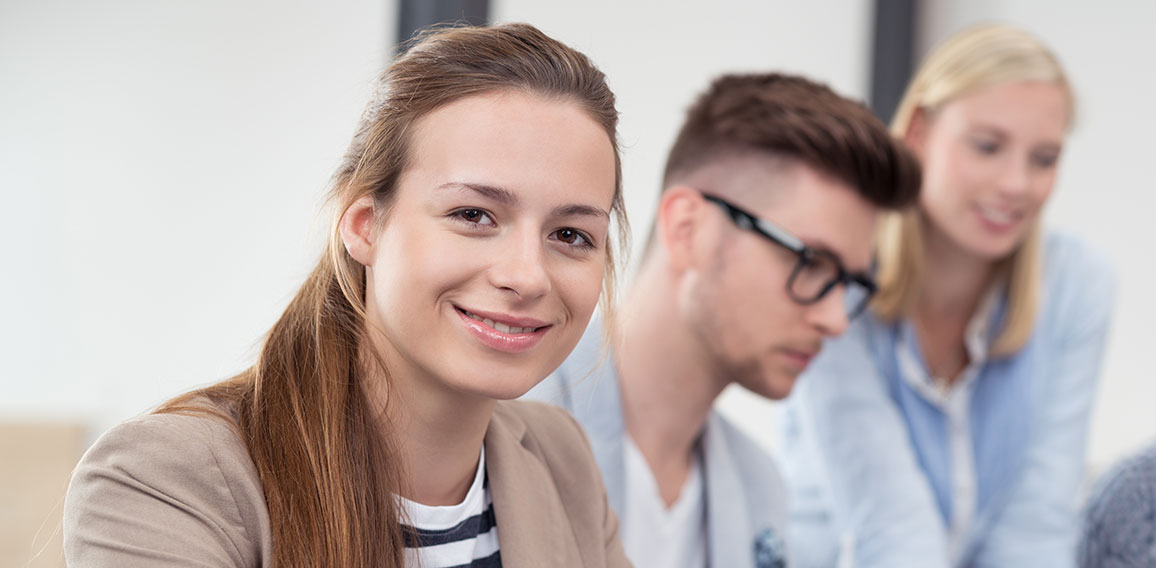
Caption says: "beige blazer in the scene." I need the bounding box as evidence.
[63,400,629,567]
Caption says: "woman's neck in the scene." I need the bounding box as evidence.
[365,346,496,507]
[918,221,997,319]
[396,389,494,506]
[914,222,998,385]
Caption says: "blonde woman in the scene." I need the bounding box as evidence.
[63,24,631,567]
[780,24,1115,567]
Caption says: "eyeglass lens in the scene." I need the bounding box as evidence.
[788,253,871,317]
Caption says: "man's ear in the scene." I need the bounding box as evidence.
[904,107,930,158]
[339,196,378,266]
[657,186,707,272]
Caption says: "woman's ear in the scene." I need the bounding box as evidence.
[340,196,378,266]
[904,107,930,158]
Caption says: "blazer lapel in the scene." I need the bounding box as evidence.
[485,404,583,567]
[567,347,627,519]
[703,415,755,568]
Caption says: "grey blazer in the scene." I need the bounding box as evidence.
[525,317,791,568]
[63,400,629,567]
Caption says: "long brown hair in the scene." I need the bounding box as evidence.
[158,23,625,567]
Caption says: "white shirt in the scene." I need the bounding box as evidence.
[896,287,998,564]
[622,434,708,568]
[397,446,501,567]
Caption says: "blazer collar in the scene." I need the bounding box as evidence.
[484,402,583,567]
[554,316,628,516]
[701,412,755,568]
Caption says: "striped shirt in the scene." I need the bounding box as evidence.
[399,447,501,568]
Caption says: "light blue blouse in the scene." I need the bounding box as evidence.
[779,231,1116,568]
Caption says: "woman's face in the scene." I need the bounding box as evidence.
[912,81,1069,261]
[358,90,616,401]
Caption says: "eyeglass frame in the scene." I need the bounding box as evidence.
[698,191,878,319]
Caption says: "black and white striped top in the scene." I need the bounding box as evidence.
[399,447,501,568]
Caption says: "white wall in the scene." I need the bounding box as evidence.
[2,0,872,446]
[0,0,392,440]
[918,0,1156,472]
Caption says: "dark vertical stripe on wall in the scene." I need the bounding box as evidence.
[869,0,917,125]
[396,0,490,49]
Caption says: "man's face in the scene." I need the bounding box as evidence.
[677,159,877,400]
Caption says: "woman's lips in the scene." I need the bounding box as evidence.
[455,307,551,354]
[974,204,1022,232]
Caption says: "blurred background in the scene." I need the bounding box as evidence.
[2,0,1152,565]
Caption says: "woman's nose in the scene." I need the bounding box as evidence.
[488,231,551,300]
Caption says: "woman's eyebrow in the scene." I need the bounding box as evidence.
[553,203,610,219]
[439,181,609,219]
[967,123,1007,138]
[437,181,517,204]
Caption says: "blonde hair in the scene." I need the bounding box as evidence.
[873,23,1072,356]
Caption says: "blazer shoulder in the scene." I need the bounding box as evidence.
[712,412,785,485]
[492,399,604,493]
[77,408,260,493]
[64,409,270,566]
[495,399,589,448]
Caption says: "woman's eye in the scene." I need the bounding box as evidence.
[552,228,593,249]
[1031,152,1059,169]
[455,208,494,226]
[971,139,1000,154]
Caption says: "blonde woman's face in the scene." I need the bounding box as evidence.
[362,90,616,400]
[913,81,1069,260]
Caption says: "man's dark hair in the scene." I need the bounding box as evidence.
[662,73,920,208]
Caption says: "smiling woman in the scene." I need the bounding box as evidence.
[781,24,1117,568]
[347,90,617,402]
[62,23,630,568]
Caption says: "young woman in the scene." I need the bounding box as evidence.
[63,23,631,568]
[780,24,1115,567]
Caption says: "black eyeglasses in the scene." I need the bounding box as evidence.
[700,192,877,319]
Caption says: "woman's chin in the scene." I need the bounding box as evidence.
[951,226,1031,263]
[444,369,548,401]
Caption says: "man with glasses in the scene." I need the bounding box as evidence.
[525,73,921,568]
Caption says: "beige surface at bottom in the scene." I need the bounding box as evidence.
[1,423,85,568]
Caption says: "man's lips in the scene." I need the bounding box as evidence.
[781,347,820,368]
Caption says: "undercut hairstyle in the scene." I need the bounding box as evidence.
[662,73,921,209]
